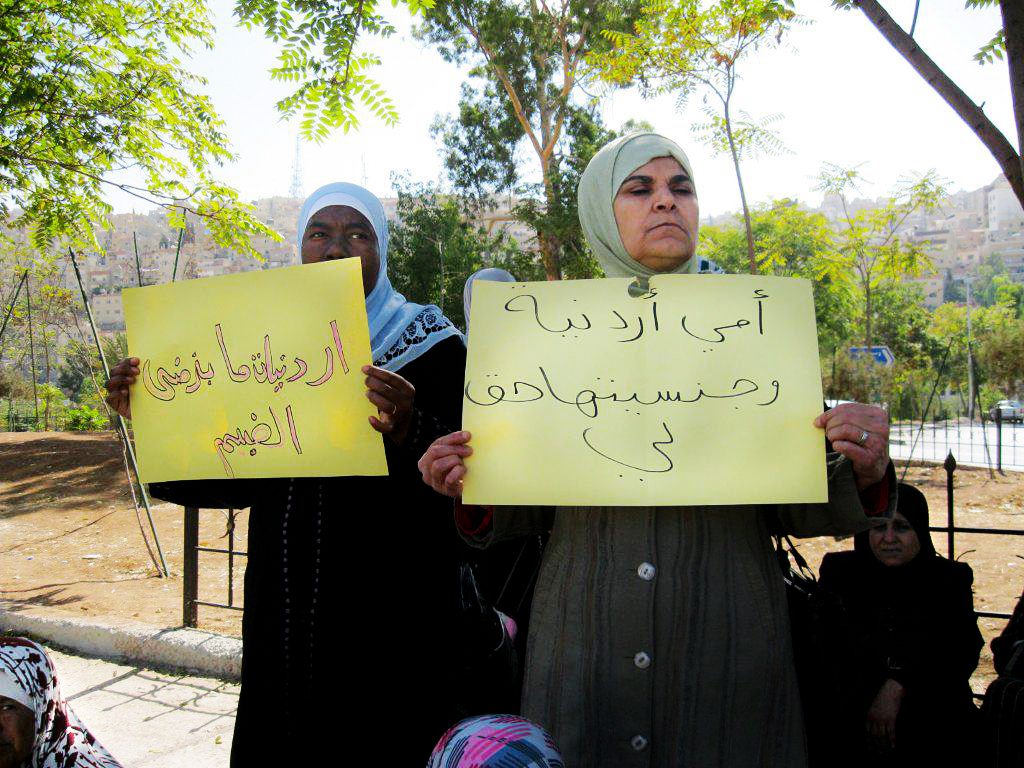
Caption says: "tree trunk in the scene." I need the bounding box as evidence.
[854,0,1024,209]
[538,153,563,281]
[1002,0,1024,186]
[25,274,38,427]
[864,281,872,351]
[723,104,757,274]
[43,333,51,430]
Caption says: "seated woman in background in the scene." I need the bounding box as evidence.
[0,637,122,768]
[819,483,982,765]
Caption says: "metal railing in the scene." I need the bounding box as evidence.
[4,411,69,432]
[179,451,1023,671]
[930,452,1023,622]
[890,413,1023,473]
[182,507,247,628]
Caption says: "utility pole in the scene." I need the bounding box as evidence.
[289,135,303,199]
[965,276,975,422]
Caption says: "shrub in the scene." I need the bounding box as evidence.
[65,404,106,431]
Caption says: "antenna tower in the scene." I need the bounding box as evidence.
[289,135,303,198]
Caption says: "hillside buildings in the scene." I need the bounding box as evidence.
[52,173,1024,330]
[905,177,1024,307]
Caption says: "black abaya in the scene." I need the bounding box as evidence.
[817,495,983,766]
[151,336,469,764]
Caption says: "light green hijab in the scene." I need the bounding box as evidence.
[578,132,698,278]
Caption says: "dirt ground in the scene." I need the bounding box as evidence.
[2,432,1023,695]
[0,431,246,637]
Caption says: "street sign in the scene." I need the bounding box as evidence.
[848,346,895,366]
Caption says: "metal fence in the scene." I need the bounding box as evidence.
[182,507,246,627]
[927,452,1024,701]
[182,453,1024,704]
[4,409,69,432]
[931,453,1023,621]
[890,415,1023,472]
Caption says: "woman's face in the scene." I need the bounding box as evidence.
[868,512,921,567]
[301,205,380,296]
[613,156,699,272]
[0,696,33,768]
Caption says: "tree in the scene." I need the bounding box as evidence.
[928,300,1012,392]
[417,1,636,280]
[819,280,940,416]
[507,105,617,279]
[942,268,965,304]
[825,350,895,407]
[433,93,622,280]
[0,0,278,254]
[833,0,1023,210]
[3,0,467,259]
[992,275,1024,318]
[590,0,796,274]
[387,178,539,330]
[955,253,1024,315]
[0,245,77,428]
[57,337,99,398]
[977,317,1024,395]
[0,366,30,401]
[815,163,947,350]
[699,198,855,352]
[867,282,937,370]
[36,382,66,431]
[234,0,433,139]
[941,254,1024,309]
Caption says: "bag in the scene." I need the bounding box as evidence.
[454,561,521,716]
[773,532,858,767]
[982,676,1024,768]
[982,591,1024,767]
[993,590,1024,677]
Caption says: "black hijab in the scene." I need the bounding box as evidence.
[854,482,936,564]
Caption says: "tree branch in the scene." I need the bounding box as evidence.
[1001,0,1024,184]
[462,17,544,161]
[853,0,1023,207]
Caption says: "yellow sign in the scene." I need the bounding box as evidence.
[462,275,826,506]
[123,259,387,483]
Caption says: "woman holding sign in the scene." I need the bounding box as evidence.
[418,133,894,768]
[105,183,481,765]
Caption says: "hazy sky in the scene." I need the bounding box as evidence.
[107,0,1014,220]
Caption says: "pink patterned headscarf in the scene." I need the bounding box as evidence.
[0,637,122,768]
[428,715,564,768]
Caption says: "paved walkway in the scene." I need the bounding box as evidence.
[50,645,237,767]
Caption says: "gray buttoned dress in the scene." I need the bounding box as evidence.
[468,456,886,768]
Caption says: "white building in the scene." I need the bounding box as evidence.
[987,176,1024,232]
[91,293,124,330]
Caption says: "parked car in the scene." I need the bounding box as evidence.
[990,400,1024,423]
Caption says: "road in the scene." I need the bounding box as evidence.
[889,420,1024,472]
[48,646,237,767]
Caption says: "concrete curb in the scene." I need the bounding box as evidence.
[0,605,241,680]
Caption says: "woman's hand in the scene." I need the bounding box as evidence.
[814,403,890,490]
[865,678,904,750]
[417,431,473,497]
[363,365,415,445]
[104,357,139,420]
